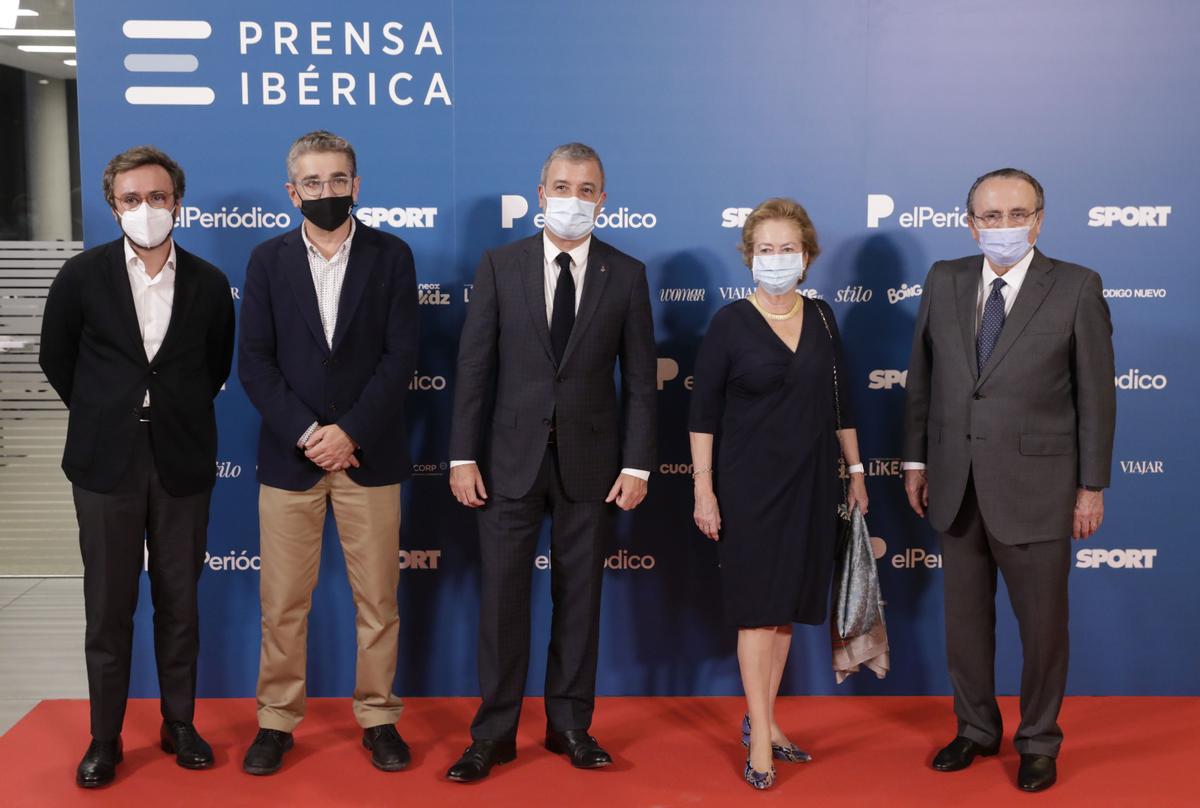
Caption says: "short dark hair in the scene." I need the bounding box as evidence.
[287,130,357,180]
[102,145,185,207]
[966,168,1044,214]
[540,142,605,191]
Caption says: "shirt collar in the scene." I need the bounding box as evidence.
[982,245,1035,292]
[302,216,357,259]
[542,230,591,270]
[124,237,177,281]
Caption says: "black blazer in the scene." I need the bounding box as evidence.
[238,224,419,491]
[39,238,235,496]
[449,234,657,501]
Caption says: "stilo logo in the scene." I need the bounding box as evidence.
[1087,206,1171,227]
[1075,548,1157,569]
[122,20,215,106]
[867,194,969,229]
[1114,369,1167,390]
[499,195,657,230]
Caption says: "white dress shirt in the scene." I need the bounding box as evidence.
[297,219,356,447]
[451,231,649,481]
[124,238,177,406]
[903,246,1037,472]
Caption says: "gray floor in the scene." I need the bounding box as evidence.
[0,577,87,735]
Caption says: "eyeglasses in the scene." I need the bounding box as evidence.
[972,208,1042,228]
[116,191,174,211]
[295,176,354,199]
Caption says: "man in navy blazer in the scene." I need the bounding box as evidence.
[238,131,418,776]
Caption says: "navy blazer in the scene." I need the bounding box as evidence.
[238,223,419,491]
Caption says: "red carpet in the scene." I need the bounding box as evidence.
[0,696,1194,806]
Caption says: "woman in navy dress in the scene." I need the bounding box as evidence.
[688,198,868,790]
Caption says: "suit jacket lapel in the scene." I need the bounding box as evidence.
[107,240,149,363]
[974,249,1056,389]
[282,227,331,355]
[330,229,376,354]
[152,244,198,366]
[558,239,610,369]
[955,256,982,382]
[521,236,555,364]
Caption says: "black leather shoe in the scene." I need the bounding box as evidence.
[446,739,517,782]
[76,738,122,788]
[363,724,410,771]
[242,728,294,775]
[161,721,214,769]
[545,729,613,769]
[1018,754,1057,792]
[931,736,1000,772]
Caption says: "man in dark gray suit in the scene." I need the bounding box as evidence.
[902,168,1115,793]
[445,143,657,782]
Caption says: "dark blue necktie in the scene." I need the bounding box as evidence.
[550,252,575,365]
[976,277,1006,372]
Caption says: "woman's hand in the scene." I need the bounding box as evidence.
[846,474,869,516]
[694,489,722,541]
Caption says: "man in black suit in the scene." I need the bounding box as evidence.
[903,168,1116,792]
[39,146,235,787]
[238,131,418,776]
[445,143,657,782]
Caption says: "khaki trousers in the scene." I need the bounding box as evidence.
[255,472,403,732]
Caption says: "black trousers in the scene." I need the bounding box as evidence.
[471,445,613,741]
[72,423,211,741]
[941,473,1071,757]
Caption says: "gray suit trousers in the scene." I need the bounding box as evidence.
[942,472,1071,757]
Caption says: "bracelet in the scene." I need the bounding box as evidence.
[691,467,713,478]
[846,463,864,475]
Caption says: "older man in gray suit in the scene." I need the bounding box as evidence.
[444,142,656,783]
[902,168,1115,793]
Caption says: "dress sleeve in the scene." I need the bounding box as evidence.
[688,308,732,434]
[819,299,856,430]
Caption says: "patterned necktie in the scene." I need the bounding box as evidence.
[550,252,575,365]
[976,277,1007,372]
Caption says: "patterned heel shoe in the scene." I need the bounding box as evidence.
[742,714,812,763]
[743,757,777,790]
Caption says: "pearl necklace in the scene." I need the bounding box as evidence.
[749,292,802,321]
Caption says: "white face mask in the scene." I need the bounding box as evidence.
[752,253,807,295]
[976,225,1034,267]
[120,202,175,249]
[543,195,597,241]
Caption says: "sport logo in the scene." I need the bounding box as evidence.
[721,207,754,228]
[356,207,438,229]
[122,20,215,106]
[867,194,969,229]
[1075,548,1157,569]
[399,549,441,570]
[1087,206,1171,227]
[867,369,907,390]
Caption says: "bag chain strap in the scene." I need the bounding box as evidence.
[812,302,850,516]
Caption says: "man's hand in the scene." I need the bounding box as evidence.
[904,469,928,517]
[304,424,359,471]
[1073,488,1104,540]
[450,463,488,508]
[605,473,648,511]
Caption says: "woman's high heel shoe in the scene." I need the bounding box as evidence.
[743,756,777,790]
[741,714,813,763]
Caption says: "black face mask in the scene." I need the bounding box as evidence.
[300,195,354,232]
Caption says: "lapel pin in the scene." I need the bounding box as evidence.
[600,264,607,273]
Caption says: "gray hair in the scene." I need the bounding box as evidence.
[286,130,357,181]
[540,142,605,190]
[966,167,1044,214]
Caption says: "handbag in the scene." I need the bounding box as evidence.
[812,302,890,678]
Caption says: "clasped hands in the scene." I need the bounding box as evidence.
[304,424,359,471]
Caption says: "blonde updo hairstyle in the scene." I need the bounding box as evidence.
[737,197,821,270]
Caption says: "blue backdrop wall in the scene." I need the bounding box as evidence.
[72,0,1199,699]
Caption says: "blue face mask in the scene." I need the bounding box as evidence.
[977,226,1033,267]
[752,253,807,295]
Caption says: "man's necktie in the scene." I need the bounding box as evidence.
[976,277,1007,372]
[550,252,575,365]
